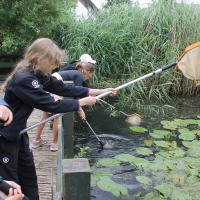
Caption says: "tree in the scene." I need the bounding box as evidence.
[0,0,66,56]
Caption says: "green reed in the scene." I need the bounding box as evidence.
[52,0,200,112]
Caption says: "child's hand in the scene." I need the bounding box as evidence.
[78,107,86,120]
[6,194,24,200]
[79,96,97,107]
[102,88,117,96]
[89,88,117,96]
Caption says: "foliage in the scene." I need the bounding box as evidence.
[0,0,70,55]
[129,126,148,133]
[52,0,200,110]
[104,0,131,8]
[92,116,200,199]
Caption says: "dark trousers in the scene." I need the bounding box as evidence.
[0,134,39,200]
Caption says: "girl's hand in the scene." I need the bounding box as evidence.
[0,105,13,126]
[6,194,24,200]
[100,88,117,96]
[78,107,86,120]
[89,88,117,96]
[5,181,22,196]
[79,96,97,107]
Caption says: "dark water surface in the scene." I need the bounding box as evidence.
[74,96,200,200]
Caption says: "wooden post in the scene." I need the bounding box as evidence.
[62,158,91,200]
[62,112,74,158]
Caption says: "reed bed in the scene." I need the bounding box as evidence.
[53,0,200,113]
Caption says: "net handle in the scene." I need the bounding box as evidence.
[96,61,177,99]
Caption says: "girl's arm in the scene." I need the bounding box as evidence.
[43,75,89,98]
[12,74,95,113]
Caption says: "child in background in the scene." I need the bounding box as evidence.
[0,38,115,199]
[32,54,100,151]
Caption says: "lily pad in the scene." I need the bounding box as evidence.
[187,147,200,158]
[154,184,173,198]
[97,158,121,167]
[130,157,150,168]
[97,176,128,197]
[150,130,171,140]
[154,141,171,148]
[192,129,200,136]
[144,139,154,147]
[129,126,148,133]
[182,140,200,149]
[136,176,152,185]
[144,191,165,200]
[161,120,177,130]
[114,153,136,163]
[178,128,195,141]
[136,147,153,156]
[171,189,191,200]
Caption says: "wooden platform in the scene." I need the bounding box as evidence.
[28,109,57,200]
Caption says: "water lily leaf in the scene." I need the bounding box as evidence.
[144,139,154,147]
[156,151,172,160]
[168,149,185,158]
[130,157,150,168]
[154,141,171,148]
[91,175,99,187]
[91,170,112,187]
[173,119,188,127]
[136,176,152,185]
[144,191,165,200]
[92,171,112,177]
[149,161,166,171]
[171,189,191,200]
[97,176,128,197]
[187,147,200,158]
[184,157,200,167]
[184,119,200,125]
[161,120,177,130]
[97,158,121,167]
[182,140,200,149]
[136,147,153,156]
[154,184,173,198]
[178,128,195,141]
[114,153,136,163]
[192,129,200,136]
[129,126,147,133]
[150,130,171,139]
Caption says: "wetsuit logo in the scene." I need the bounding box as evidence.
[3,157,9,164]
[32,80,40,88]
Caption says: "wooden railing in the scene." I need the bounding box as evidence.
[55,108,91,200]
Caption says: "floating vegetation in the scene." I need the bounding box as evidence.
[129,126,148,133]
[150,130,171,140]
[136,176,152,185]
[136,147,153,156]
[92,116,200,199]
[97,158,121,168]
[97,176,128,197]
[178,128,195,141]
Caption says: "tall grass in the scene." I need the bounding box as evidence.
[53,0,200,113]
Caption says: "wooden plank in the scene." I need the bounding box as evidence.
[27,109,57,199]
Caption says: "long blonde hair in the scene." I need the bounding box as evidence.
[3,38,63,89]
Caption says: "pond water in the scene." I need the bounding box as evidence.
[74,96,200,200]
